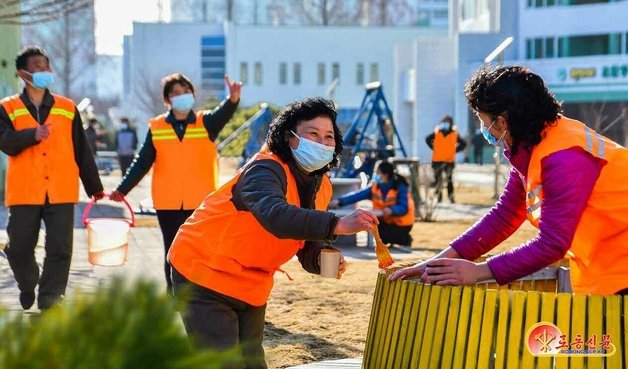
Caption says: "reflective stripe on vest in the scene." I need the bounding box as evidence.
[526,116,628,295]
[1,94,79,206]
[371,182,415,227]
[168,147,333,306]
[149,112,218,210]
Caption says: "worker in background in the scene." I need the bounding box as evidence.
[0,46,104,310]
[330,160,414,247]
[169,97,378,368]
[425,115,467,203]
[84,117,103,156]
[110,73,241,292]
[115,117,138,175]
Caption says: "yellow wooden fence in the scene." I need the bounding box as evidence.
[363,266,625,369]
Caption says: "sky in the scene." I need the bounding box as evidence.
[94,0,171,55]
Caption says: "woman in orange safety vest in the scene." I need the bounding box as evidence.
[391,65,628,296]
[110,73,241,292]
[331,160,415,247]
[168,97,379,368]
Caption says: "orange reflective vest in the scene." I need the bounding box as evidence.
[1,94,79,206]
[371,182,415,227]
[168,148,333,306]
[526,116,628,295]
[149,112,218,210]
[431,127,458,163]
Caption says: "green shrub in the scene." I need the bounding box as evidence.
[213,102,280,158]
[0,279,237,369]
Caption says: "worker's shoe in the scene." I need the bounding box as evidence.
[19,291,35,310]
[38,294,63,311]
[449,196,456,203]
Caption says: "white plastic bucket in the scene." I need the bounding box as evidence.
[82,196,135,266]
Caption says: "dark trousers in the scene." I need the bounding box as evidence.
[5,200,74,309]
[473,148,484,165]
[378,222,413,246]
[432,162,455,201]
[171,268,267,369]
[156,209,194,291]
[118,155,134,176]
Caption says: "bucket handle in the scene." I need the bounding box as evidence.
[82,194,136,227]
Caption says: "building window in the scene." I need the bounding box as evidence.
[558,34,613,57]
[293,63,301,85]
[240,62,248,85]
[279,62,287,85]
[534,38,544,59]
[545,37,555,57]
[200,36,226,98]
[356,63,364,85]
[317,63,325,85]
[332,63,340,81]
[433,9,448,18]
[370,63,379,82]
[254,62,262,85]
[610,33,622,55]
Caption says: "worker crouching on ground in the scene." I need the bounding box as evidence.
[168,97,379,368]
[330,160,415,247]
[110,73,241,292]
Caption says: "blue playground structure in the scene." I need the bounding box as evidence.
[335,82,407,180]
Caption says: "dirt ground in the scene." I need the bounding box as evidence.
[263,185,539,368]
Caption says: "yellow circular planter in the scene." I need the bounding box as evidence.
[363,266,624,369]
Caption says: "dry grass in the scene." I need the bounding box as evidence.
[264,187,539,368]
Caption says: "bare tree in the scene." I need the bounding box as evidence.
[131,71,166,118]
[0,0,92,25]
[21,1,96,101]
[571,101,627,145]
[370,0,414,26]
[287,0,352,26]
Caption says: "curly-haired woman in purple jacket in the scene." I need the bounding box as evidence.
[390,65,628,296]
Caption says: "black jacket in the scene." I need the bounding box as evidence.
[0,89,103,197]
[231,159,339,275]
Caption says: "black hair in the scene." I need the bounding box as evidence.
[15,46,49,71]
[376,160,408,188]
[266,97,343,174]
[464,65,562,155]
[162,73,195,101]
[440,115,453,124]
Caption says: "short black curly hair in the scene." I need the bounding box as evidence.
[266,97,343,174]
[464,65,562,154]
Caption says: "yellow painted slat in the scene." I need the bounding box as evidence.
[427,287,452,369]
[439,286,462,369]
[493,289,511,369]
[603,295,622,369]
[370,274,393,369]
[374,278,399,369]
[392,282,417,369]
[570,294,586,369]
[451,287,475,369]
[418,285,444,369]
[586,295,604,369]
[399,283,424,368]
[408,284,434,368]
[537,292,557,369]
[380,281,403,367]
[477,289,498,369]
[362,273,384,367]
[611,296,628,368]
[385,282,410,368]
[506,291,527,369]
[555,293,572,369]
[522,291,541,369]
[464,288,486,368]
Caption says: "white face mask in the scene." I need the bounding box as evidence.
[290,130,335,172]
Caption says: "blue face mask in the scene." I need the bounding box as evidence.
[24,71,54,90]
[290,131,335,172]
[372,174,382,184]
[480,119,507,148]
[170,93,195,113]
